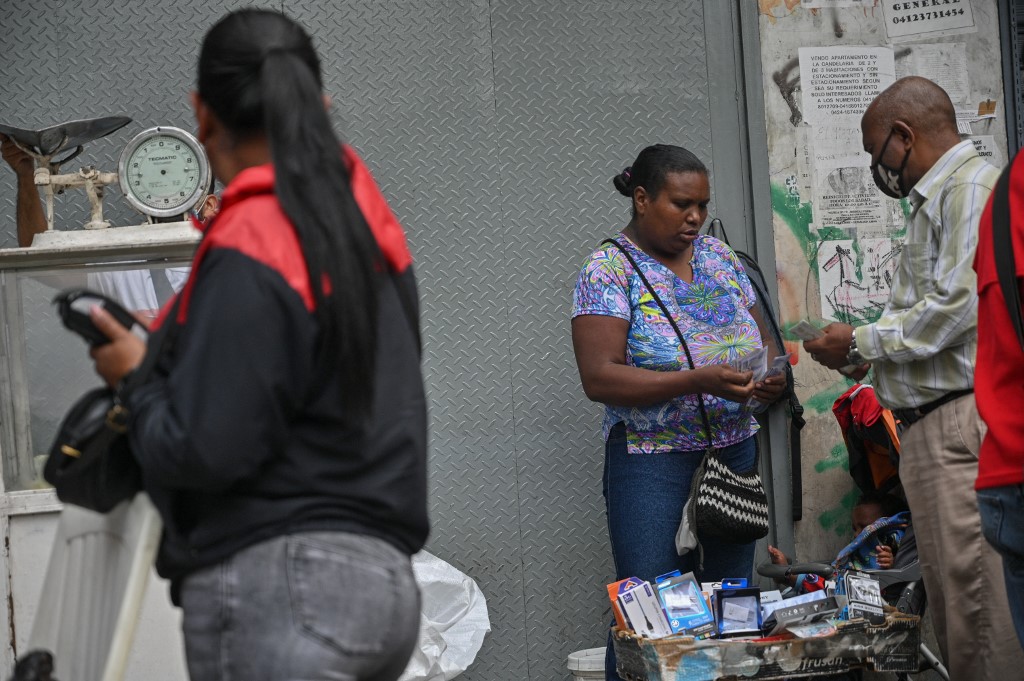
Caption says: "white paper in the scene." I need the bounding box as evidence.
[814,166,886,227]
[791,320,824,342]
[818,237,900,323]
[734,347,767,380]
[795,126,815,201]
[895,42,968,103]
[801,0,870,6]
[956,106,998,135]
[746,354,792,407]
[766,354,792,378]
[799,47,896,126]
[812,125,871,170]
[761,590,828,619]
[970,136,1003,167]
[882,0,977,41]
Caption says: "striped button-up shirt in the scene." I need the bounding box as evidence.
[855,141,999,410]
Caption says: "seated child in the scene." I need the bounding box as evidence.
[767,491,910,591]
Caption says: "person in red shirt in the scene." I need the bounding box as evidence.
[973,148,1024,650]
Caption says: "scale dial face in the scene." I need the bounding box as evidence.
[118,126,210,219]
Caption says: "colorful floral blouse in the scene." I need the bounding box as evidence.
[571,233,761,454]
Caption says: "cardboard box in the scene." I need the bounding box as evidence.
[655,572,716,639]
[845,572,885,623]
[763,595,839,635]
[761,588,826,619]
[714,587,763,638]
[611,609,921,681]
[618,582,672,639]
[607,577,645,630]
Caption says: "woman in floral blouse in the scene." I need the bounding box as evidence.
[571,144,785,680]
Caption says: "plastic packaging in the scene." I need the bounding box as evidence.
[398,551,490,681]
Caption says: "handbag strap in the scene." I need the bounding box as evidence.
[992,161,1024,352]
[602,238,715,453]
[705,217,805,520]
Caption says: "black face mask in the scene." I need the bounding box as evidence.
[870,129,911,199]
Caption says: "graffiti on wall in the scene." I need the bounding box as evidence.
[759,0,1007,559]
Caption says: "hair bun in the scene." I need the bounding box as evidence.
[612,167,633,196]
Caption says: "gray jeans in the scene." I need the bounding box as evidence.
[179,531,420,681]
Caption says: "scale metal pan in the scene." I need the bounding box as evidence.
[0,116,131,157]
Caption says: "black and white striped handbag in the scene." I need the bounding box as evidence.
[692,447,770,542]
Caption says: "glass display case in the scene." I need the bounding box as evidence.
[0,222,198,680]
[0,223,197,496]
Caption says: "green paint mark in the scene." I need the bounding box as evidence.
[818,487,860,537]
[815,443,850,474]
[900,198,912,220]
[834,310,877,327]
[813,227,890,326]
[770,182,815,258]
[773,181,894,326]
[815,226,849,241]
[802,378,856,414]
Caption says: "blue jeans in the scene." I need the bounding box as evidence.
[602,423,757,681]
[978,484,1024,650]
[179,531,420,681]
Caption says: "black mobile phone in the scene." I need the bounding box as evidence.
[53,288,144,347]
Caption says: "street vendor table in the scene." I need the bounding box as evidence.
[612,611,920,681]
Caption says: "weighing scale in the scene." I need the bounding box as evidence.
[0,116,210,252]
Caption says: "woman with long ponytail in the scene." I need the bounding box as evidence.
[88,10,427,680]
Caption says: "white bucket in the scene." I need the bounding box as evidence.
[567,647,605,680]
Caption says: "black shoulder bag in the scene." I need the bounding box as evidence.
[44,291,182,513]
[602,239,770,568]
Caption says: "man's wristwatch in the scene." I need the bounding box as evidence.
[847,332,866,366]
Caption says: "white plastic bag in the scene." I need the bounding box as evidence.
[675,494,698,556]
[398,551,490,681]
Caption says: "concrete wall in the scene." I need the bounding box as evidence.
[754,0,1008,562]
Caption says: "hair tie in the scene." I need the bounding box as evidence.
[621,167,632,182]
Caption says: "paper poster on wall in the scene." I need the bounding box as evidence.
[956,105,998,135]
[799,47,896,125]
[895,42,969,103]
[818,237,900,324]
[795,126,814,202]
[801,0,871,7]
[812,126,871,170]
[881,0,976,41]
[814,166,885,228]
[970,136,1004,168]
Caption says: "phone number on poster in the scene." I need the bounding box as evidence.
[891,8,965,23]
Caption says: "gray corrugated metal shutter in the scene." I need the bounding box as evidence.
[0,2,767,678]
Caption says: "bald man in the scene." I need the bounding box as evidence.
[805,77,1023,678]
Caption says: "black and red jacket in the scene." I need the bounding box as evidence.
[126,148,428,588]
